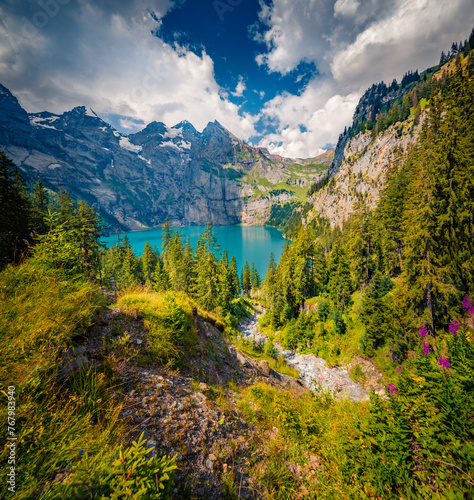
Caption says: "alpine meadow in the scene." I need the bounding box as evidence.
[1,4,474,499]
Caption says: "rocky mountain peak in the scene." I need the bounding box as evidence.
[0,84,29,123]
[174,120,197,134]
[71,105,99,118]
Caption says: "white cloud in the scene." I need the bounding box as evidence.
[252,0,474,156]
[231,76,246,97]
[0,0,257,140]
[258,80,359,158]
[331,0,474,88]
[334,0,360,18]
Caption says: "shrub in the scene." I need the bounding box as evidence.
[45,433,177,499]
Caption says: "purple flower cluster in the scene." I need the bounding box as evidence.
[387,383,398,395]
[448,320,460,335]
[421,340,430,356]
[395,366,402,373]
[418,325,427,337]
[461,294,474,314]
[438,356,450,370]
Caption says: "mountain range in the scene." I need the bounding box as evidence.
[0,84,330,231]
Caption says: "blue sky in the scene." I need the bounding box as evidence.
[0,0,473,157]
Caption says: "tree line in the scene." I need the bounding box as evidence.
[0,151,103,276]
[258,57,474,359]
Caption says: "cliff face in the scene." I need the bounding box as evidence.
[0,84,328,231]
[309,117,423,227]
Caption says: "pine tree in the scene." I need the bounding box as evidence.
[229,255,241,297]
[161,218,173,257]
[55,190,76,230]
[31,180,49,234]
[0,151,31,268]
[348,202,375,289]
[167,232,186,291]
[142,241,158,285]
[73,200,104,277]
[292,226,316,306]
[327,243,353,309]
[250,263,260,293]
[359,273,394,355]
[402,92,458,335]
[241,261,251,297]
[217,251,232,312]
[312,243,327,295]
[183,238,195,295]
[193,223,219,309]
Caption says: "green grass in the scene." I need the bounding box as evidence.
[235,381,369,498]
[0,262,129,499]
[117,290,198,367]
[233,337,300,379]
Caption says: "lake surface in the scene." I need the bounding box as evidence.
[102,225,287,276]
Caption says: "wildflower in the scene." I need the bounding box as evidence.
[448,320,460,335]
[387,383,398,395]
[79,450,83,455]
[395,366,402,373]
[438,356,450,370]
[421,340,430,356]
[418,325,427,337]
[9,319,13,322]
[461,294,474,314]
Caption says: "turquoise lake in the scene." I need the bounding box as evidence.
[102,225,287,276]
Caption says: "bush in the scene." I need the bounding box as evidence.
[264,338,279,359]
[340,319,474,498]
[331,308,346,335]
[45,433,177,499]
[318,299,330,322]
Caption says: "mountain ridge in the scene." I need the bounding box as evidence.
[0,86,329,231]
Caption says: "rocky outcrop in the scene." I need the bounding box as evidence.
[0,84,327,231]
[309,116,423,227]
[237,313,377,402]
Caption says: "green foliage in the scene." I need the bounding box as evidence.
[46,433,177,499]
[317,299,330,322]
[0,151,32,269]
[327,243,353,310]
[264,338,279,359]
[340,321,474,498]
[267,200,303,238]
[0,261,127,499]
[283,313,315,350]
[117,291,196,366]
[331,308,346,335]
[359,273,394,355]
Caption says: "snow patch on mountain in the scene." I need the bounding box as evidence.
[159,141,181,150]
[163,127,183,139]
[119,136,142,153]
[29,114,60,130]
[138,154,151,165]
[85,107,97,118]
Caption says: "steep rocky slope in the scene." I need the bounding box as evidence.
[308,117,423,226]
[0,84,328,231]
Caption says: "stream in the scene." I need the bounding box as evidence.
[238,313,370,402]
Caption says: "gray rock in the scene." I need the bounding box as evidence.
[259,359,270,376]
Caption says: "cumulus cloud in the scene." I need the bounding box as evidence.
[258,80,359,158]
[253,0,474,156]
[0,0,257,139]
[231,76,246,97]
